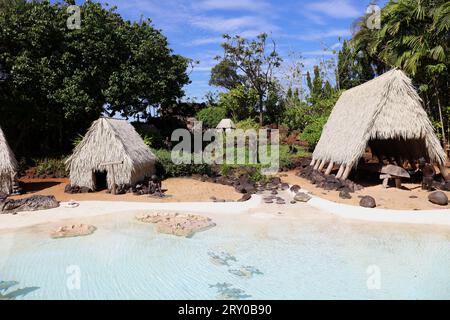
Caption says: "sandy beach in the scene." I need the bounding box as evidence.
[10,177,242,203]
[278,170,450,211]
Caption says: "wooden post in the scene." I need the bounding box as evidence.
[314,159,322,170]
[335,164,345,179]
[318,160,326,171]
[310,159,316,166]
[341,161,354,180]
[325,161,334,175]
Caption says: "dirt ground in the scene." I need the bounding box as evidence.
[278,170,450,210]
[10,177,242,203]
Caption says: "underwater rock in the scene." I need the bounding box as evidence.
[209,282,251,300]
[290,185,301,193]
[208,251,237,266]
[51,224,97,239]
[359,196,376,208]
[0,195,59,214]
[229,266,263,279]
[238,193,252,202]
[136,212,216,238]
[428,191,448,206]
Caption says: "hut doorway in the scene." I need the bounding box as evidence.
[93,170,108,191]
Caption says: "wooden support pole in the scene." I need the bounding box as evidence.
[341,161,354,180]
[318,160,326,171]
[310,159,316,166]
[314,159,322,170]
[325,161,334,175]
[335,164,345,179]
[439,164,449,181]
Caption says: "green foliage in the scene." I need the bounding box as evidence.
[153,149,211,178]
[217,85,258,121]
[196,107,227,128]
[72,134,84,147]
[235,118,260,130]
[33,157,68,178]
[281,104,308,131]
[0,1,190,157]
[300,116,329,151]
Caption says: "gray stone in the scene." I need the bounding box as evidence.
[339,190,352,199]
[294,192,311,202]
[1,195,59,214]
[428,191,448,206]
[290,185,301,193]
[359,196,376,208]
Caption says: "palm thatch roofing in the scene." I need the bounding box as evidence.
[312,69,446,177]
[216,119,236,130]
[66,118,157,190]
[0,126,17,194]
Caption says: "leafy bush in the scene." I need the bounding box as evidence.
[235,118,260,131]
[33,157,68,178]
[217,85,257,121]
[133,123,164,149]
[153,149,212,178]
[300,115,328,151]
[196,107,227,128]
[281,104,308,131]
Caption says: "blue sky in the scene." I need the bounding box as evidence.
[83,0,387,100]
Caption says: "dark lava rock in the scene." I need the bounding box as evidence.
[271,190,278,195]
[271,177,281,185]
[290,185,301,193]
[1,195,59,214]
[280,183,290,190]
[264,200,273,204]
[339,190,352,199]
[238,193,252,202]
[0,192,8,202]
[359,196,376,208]
[409,195,418,199]
[290,200,296,204]
[428,191,448,206]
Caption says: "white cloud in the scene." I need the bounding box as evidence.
[294,28,351,41]
[303,50,335,56]
[189,15,274,33]
[188,36,224,46]
[197,0,271,12]
[306,0,360,19]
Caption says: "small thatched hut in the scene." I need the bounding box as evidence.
[311,69,447,180]
[0,126,17,194]
[66,118,157,191]
[216,119,236,133]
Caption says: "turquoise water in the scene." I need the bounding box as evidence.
[0,211,449,300]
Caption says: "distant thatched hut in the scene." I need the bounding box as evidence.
[0,126,17,195]
[66,118,157,191]
[311,69,447,180]
[216,119,236,133]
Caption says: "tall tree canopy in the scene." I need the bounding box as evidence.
[211,33,282,125]
[0,0,190,157]
[351,0,449,143]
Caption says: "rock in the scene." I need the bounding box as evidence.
[50,224,96,239]
[339,190,352,199]
[238,193,252,202]
[210,196,217,201]
[409,195,418,199]
[359,196,376,208]
[290,185,301,193]
[271,190,278,195]
[280,183,290,190]
[0,192,8,202]
[271,177,281,185]
[294,192,311,202]
[428,191,448,206]
[0,195,59,214]
[136,212,216,238]
[290,200,296,204]
[264,200,273,204]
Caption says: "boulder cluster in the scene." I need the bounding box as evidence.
[297,166,363,199]
[0,195,59,214]
[64,185,92,194]
[136,212,216,238]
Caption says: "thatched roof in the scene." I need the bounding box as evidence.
[0,126,17,194]
[312,69,446,173]
[66,118,157,190]
[217,119,236,129]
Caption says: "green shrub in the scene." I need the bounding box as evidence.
[235,118,260,131]
[196,106,227,128]
[281,105,308,131]
[300,116,328,151]
[153,149,212,178]
[33,157,68,178]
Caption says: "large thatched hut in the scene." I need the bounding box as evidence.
[311,69,447,180]
[66,118,157,191]
[0,126,17,195]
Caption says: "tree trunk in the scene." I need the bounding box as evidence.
[259,95,264,126]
